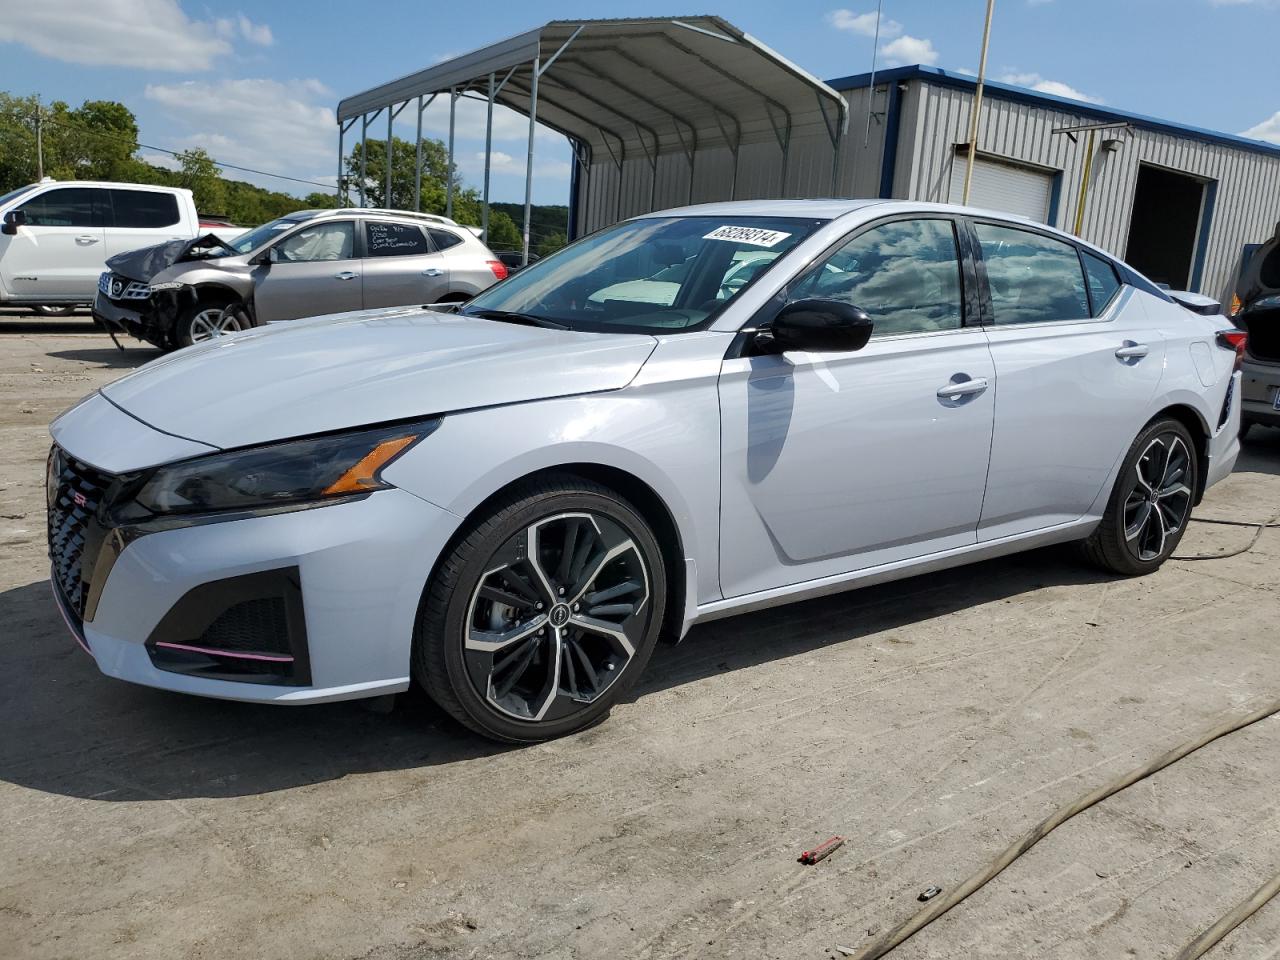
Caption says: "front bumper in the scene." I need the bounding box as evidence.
[48,402,463,704]
[93,290,154,338]
[1242,356,1280,427]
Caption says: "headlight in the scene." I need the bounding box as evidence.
[147,281,187,292]
[127,421,437,518]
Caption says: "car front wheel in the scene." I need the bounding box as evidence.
[1082,417,1198,575]
[415,476,666,742]
[175,301,246,348]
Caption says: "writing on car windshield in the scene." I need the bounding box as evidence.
[460,215,824,334]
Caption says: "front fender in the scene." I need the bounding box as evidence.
[381,389,723,608]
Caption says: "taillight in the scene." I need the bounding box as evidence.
[1228,293,1243,317]
[1216,329,1248,372]
[486,259,508,281]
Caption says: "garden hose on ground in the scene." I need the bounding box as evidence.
[1172,515,1280,562]
[842,516,1280,960]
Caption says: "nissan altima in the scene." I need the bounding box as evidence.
[48,200,1243,742]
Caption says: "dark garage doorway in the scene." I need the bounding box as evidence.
[1124,164,1207,290]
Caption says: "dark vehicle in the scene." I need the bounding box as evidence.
[1231,222,1280,437]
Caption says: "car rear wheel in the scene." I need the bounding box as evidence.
[1082,417,1198,575]
[414,476,666,742]
[34,304,76,317]
[175,301,245,348]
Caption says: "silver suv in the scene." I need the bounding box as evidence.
[93,208,509,349]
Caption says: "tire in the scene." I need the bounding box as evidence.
[34,304,76,317]
[1082,417,1198,576]
[174,299,245,348]
[414,476,667,742]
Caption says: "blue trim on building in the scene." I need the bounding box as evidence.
[826,65,1280,161]
[878,81,903,198]
[1046,170,1064,228]
[1189,179,1218,293]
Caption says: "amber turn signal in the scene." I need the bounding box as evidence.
[322,435,418,495]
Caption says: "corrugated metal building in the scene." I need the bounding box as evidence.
[572,64,1280,300]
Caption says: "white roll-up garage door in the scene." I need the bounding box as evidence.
[948,155,1053,222]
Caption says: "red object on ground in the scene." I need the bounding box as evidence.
[798,835,845,865]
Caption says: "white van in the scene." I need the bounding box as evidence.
[0,180,242,308]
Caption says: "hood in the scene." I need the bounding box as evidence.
[106,233,238,283]
[1237,221,1280,312]
[100,307,658,449]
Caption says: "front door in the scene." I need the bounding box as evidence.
[718,217,997,598]
[2,186,107,302]
[253,219,362,322]
[360,220,451,308]
[971,220,1167,540]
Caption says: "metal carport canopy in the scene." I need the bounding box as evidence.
[335,17,849,261]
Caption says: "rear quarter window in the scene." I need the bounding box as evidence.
[110,190,181,229]
[427,228,464,251]
[1082,251,1122,316]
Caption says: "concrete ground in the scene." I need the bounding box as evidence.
[2,316,1279,960]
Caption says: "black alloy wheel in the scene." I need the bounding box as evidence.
[1083,417,1198,575]
[415,477,666,742]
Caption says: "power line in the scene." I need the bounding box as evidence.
[32,114,336,191]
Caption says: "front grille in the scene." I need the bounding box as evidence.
[98,271,150,301]
[47,447,114,619]
[199,598,291,656]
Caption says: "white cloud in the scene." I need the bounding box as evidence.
[1241,111,1280,143]
[137,151,181,171]
[215,13,274,47]
[880,35,939,66]
[0,0,237,70]
[145,78,335,184]
[997,71,1103,104]
[458,150,571,180]
[827,9,903,38]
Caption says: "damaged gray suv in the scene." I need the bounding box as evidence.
[93,208,509,349]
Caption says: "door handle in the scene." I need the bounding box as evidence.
[1115,342,1149,360]
[422,268,444,277]
[75,235,99,244]
[333,271,358,281]
[937,377,989,400]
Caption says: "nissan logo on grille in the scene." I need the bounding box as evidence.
[110,279,124,298]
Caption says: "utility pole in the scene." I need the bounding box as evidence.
[962,0,996,204]
[34,98,44,180]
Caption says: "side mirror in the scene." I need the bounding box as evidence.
[1,209,26,236]
[250,246,277,266]
[756,298,874,354]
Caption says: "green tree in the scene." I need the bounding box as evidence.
[535,231,568,258]
[175,147,226,214]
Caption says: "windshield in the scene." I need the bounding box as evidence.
[225,217,305,254]
[460,215,824,334]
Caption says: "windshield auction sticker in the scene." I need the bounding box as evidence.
[703,225,792,247]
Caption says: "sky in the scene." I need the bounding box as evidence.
[0,0,1278,206]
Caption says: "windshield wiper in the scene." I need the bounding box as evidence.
[465,308,569,330]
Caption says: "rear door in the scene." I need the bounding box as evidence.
[971,219,1167,540]
[103,188,186,260]
[253,219,361,322]
[2,187,107,301]
[360,220,450,308]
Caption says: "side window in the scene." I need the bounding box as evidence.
[17,188,102,227]
[1082,251,1122,316]
[110,189,180,229]
[365,221,429,257]
[975,223,1090,325]
[273,221,354,262]
[427,228,463,251]
[788,218,964,336]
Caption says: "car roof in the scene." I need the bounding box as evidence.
[299,207,460,227]
[638,198,888,220]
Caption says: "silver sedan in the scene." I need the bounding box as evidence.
[49,199,1242,741]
